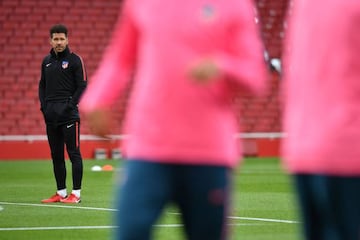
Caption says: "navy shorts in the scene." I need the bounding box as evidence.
[114,159,232,240]
[294,174,360,240]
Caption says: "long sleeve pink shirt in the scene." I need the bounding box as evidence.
[80,0,267,167]
[282,0,360,175]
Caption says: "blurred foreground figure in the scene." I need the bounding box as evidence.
[282,1,360,239]
[80,0,267,239]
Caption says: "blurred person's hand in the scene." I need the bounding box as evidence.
[189,59,220,84]
[85,108,113,139]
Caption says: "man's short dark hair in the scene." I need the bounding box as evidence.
[50,24,68,38]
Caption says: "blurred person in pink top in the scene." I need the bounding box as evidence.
[282,0,360,239]
[80,0,267,239]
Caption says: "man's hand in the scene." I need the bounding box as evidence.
[85,108,113,139]
[189,59,220,84]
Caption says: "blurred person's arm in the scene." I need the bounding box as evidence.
[79,1,138,137]
[190,0,268,95]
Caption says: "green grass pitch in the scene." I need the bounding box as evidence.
[0,158,301,240]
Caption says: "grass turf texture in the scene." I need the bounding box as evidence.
[0,158,300,240]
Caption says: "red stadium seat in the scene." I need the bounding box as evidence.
[0,0,286,136]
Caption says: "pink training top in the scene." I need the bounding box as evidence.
[80,0,267,168]
[282,0,360,175]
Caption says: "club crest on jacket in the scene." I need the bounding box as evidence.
[62,61,69,69]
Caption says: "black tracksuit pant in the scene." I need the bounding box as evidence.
[46,121,83,191]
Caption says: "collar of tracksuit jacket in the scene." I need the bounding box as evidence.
[49,46,71,59]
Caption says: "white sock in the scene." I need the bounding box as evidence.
[72,190,81,198]
[57,189,67,198]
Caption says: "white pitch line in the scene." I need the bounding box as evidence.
[0,201,299,225]
[167,212,299,224]
[229,216,299,224]
[0,201,117,212]
[0,226,115,231]
[155,223,263,227]
[0,223,265,231]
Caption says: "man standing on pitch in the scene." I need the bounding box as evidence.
[39,24,87,204]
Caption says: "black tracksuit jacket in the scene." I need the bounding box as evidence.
[38,47,87,126]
